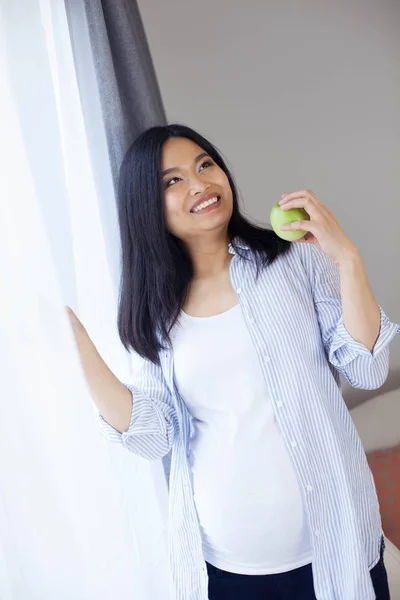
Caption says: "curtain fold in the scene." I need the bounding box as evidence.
[0,1,170,598]
[66,0,172,487]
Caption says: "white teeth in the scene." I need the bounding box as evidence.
[192,196,219,213]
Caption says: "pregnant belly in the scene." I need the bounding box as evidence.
[190,426,313,572]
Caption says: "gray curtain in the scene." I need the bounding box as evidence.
[65,0,172,487]
[66,0,166,189]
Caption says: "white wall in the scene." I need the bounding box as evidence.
[138,0,400,404]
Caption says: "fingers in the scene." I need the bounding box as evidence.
[280,220,318,234]
[280,189,319,204]
[279,197,315,213]
[279,190,333,224]
[65,306,84,333]
[65,306,77,320]
[280,191,320,217]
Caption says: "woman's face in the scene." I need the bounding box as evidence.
[162,137,233,242]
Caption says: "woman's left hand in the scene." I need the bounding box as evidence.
[279,189,359,266]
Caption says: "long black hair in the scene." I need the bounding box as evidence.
[117,124,290,363]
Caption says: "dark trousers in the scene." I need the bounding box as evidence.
[206,538,390,599]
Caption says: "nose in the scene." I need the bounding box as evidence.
[188,172,209,196]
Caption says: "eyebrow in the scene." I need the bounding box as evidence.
[162,152,209,177]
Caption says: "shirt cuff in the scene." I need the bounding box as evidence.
[98,384,166,443]
[329,307,400,368]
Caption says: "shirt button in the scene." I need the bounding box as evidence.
[314,529,320,537]
[291,440,298,448]
[307,485,313,492]
[264,354,270,363]
[236,287,242,294]
[248,316,254,324]
[276,400,283,408]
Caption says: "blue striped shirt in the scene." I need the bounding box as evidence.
[99,240,399,600]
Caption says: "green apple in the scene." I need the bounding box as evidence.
[270,202,310,241]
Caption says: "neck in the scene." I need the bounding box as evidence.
[186,233,231,279]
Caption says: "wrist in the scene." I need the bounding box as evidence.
[336,247,362,271]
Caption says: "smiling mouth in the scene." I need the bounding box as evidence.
[191,196,221,214]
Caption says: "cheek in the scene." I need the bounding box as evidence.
[218,173,232,198]
[221,180,233,210]
[164,193,187,233]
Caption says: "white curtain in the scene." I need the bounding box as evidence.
[0,2,169,599]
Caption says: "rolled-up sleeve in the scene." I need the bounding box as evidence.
[310,245,400,390]
[98,357,179,461]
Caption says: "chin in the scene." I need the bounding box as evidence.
[202,211,230,231]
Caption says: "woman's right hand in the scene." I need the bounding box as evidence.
[65,305,81,329]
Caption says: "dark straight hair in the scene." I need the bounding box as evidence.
[117,124,290,363]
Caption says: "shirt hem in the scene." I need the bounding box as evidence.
[202,549,314,575]
[368,552,380,571]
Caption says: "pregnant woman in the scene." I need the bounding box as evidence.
[68,124,399,599]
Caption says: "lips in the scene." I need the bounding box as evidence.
[190,194,221,213]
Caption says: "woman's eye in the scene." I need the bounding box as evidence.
[199,160,213,171]
[166,176,181,188]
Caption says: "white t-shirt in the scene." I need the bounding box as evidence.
[171,304,313,575]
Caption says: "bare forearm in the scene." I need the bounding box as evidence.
[338,251,381,352]
[66,307,133,433]
[79,339,133,433]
